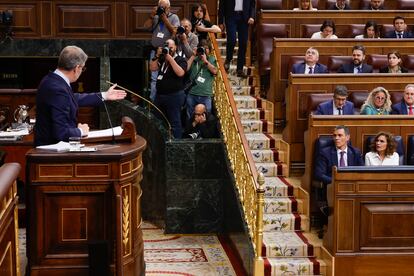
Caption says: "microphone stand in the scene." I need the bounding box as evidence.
[106,81,172,140]
[98,94,116,144]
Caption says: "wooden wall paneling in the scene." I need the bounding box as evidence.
[128,3,153,39]
[114,1,126,37]
[0,2,40,37]
[55,3,113,37]
[41,1,52,37]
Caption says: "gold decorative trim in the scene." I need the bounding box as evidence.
[14,204,20,276]
[0,241,12,272]
[61,208,88,241]
[122,185,131,257]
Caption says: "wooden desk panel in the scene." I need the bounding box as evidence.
[26,137,146,275]
[285,74,414,162]
[326,167,414,276]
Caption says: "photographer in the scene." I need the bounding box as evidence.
[191,4,221,41]
[150,39,187,139]
[185,39,217,119]
[175,18,198,60]
[184,104,218,139]
[144,0,180,101]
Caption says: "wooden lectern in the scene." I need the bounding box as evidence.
[26,118,146,275]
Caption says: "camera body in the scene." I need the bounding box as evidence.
[161,43,170,55]
[196,47,205,55]
[177,26,185,35]
[156,6,165,16]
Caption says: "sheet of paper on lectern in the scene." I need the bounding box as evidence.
[36,141,72,152]
[87,126,123,138]
[0,128,29,137]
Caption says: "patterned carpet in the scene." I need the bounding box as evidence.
[143,222,240,276]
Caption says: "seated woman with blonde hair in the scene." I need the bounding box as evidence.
[360,87,392,115]
[365,132,399,166]
[293,0,317,10]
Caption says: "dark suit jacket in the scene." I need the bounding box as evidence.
[337,63,373,73]
[379,66,408,73]
[384,31,414,38]
[391,101,409,114]
[314,145,364,184]
[218,0,255,24]
[34,72,102,146]
[362,6,384,10]
[291,62,329,74]
[328,4,351,10]
[314,100,354,115]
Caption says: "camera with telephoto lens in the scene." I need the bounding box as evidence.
[188,132,200,139]
[156,6,165,16]
[161,43,170,55]
[177,26,185,35]
[196,47,205,55]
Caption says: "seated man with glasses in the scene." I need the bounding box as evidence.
[34,45,126,146]
[184,103,218,139]
[314,85,354,115]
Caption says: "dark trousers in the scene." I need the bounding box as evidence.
[155,90,185,138]
[225,11,249,71]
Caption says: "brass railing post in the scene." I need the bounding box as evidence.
[254,173,265,276]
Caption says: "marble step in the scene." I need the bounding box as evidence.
[262,231,315,257]
[256,162,281,177]
[264,197,303,214]
[218,45,238,56]
[245,133,275,150]
[234,95,258,109]
[228,74,255,86]
[250,149,277,162]
[263,177,295,198]
[263,213,309,232]
[242,119,273,134]
[264,257,326,276]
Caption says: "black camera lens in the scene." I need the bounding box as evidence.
[177,26,185,34]
[156,6,165,16]
[162,43,170,55]
[196,47,205,55]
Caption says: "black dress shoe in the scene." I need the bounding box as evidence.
[318,201,330,217]
[224,60,230,72]
[236,70,248,78]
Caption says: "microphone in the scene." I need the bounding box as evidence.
[97,94,116,144]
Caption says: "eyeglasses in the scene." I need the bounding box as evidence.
[375,96,385,100]
[81,66,87,72]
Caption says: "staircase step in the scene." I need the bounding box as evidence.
[262,231,314,257]
[256,162,281,177]
[264,197,303,214]
[264,257,325,276]
[250,149,277,162]
[263,213,309,232]
[238,108,263,120]
[263,177,295,197]
[242,119,273,134]
[228,74,255,86]
[234,95,258,109]
[218,46,238,56]
[232,85,255,96]
[245,133,275,150]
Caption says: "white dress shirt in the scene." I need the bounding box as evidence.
[311,32,338,39]
[365,151,399,166]
[234,0,243,11]
[337,147,348,166]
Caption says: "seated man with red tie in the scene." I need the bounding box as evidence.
[314,85,354,115]
[337,45,373,74]
[314,126,364,216]
[291,47,329,74]
[391,84,414,114]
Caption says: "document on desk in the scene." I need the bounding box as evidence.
[36,141,72,152]
[87,126,123,138]
[0,128,29,137]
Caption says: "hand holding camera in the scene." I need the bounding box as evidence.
[176,26,187,41]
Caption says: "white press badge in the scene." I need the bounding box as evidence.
[157,74,163,80]
[157,32,164,38]
[197,76,205,83]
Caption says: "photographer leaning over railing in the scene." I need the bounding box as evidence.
[144,0,179,101]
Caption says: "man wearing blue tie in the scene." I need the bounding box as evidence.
[337,45,373,73]
[384,16,414,38]
[314,85,355,115]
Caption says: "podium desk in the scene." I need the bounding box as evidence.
[26,137,146,276]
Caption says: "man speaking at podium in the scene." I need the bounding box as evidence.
[34,45,126,146]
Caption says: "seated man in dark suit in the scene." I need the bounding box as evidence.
[328,0,351,10]
[34,46,127,146]
[291,47,329,74]
[314,125,364,216]
[391,84,414,114]
[337,45,373,74]
[363,0,385,10]
[184,104,218,139]
[314,85,354,115]
[384,16,414,38]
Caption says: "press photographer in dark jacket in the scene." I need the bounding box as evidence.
[184,104,218,139]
